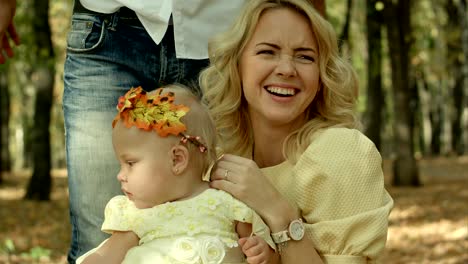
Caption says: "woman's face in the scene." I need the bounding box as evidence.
[239,7,320,129]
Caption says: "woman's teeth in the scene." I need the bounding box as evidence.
[266,87,296,96]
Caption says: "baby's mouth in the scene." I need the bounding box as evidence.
[122,188,132,197]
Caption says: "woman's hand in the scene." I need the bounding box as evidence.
[210,154,294,226]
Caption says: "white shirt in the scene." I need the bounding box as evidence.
[79,0,246,59]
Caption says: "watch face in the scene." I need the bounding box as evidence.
[289,220,305,241]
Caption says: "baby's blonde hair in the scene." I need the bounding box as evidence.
[200,0,360,163]
[161,84,218,176]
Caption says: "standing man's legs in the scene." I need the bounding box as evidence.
[63,8,208,263]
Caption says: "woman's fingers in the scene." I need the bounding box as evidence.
[209,178,240,195]
[211,159,244,182]
[210,153,285,216]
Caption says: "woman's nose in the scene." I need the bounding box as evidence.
[275,56,297,78]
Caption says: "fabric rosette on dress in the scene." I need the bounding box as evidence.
[100,189,275,263]
[172,237,225,264]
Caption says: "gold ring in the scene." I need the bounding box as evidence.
[224,169,229,181]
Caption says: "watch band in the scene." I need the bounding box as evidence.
[271,229,291,244]
[271,218,305,244]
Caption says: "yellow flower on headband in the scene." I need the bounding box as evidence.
[112,86,190,137]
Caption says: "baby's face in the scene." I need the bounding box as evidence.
[112,121,179,209]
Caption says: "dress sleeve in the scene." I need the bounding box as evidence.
[101,195,136,234]
[293,128,393,263]
[228,194,277,251]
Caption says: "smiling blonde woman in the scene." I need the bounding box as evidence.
[201,0,393,263]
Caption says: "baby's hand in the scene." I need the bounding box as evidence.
[238,236,277,264]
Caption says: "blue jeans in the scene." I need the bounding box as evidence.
[63,11,209,264]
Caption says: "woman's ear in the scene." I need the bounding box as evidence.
[171,145,189,175]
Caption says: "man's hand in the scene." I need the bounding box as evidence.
[0,0,20,64]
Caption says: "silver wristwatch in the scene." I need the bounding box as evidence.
[271,218,305,244]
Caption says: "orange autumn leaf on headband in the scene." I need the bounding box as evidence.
[112,86,146,128]
[117,86,143,111]
[112,86,189,137]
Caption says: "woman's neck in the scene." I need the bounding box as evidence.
[249,111,307,168]
[251,123,289,168]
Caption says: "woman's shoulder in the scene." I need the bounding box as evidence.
[298,127,381,169]
[311,127,372,144]
[307,127,376,154]
[290,128,385,205]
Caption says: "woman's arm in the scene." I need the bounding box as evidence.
[81,231,139,264]
[212,154,324,263]
[263,200,323,263]
[211,129,392,263]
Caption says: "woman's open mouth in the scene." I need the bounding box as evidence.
[265,86,297,97]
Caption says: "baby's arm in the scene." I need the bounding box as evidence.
[236,222,280,264]
[81,231,139,264]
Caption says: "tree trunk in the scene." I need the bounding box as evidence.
[0,67,11,181]
[308,0,327,18]
[430,83,442,155]
[416,75,432,156]
[338,0,353,51]
[24,0,55,200]
[452,75,465,155]
[364,0,384,150]
[383,0,420,186]
[444,0,463,155]
[457,0,468,155]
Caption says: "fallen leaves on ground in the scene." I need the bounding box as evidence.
[0,157,467,264]
[0,170,69,264]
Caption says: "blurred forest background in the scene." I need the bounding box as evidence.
[0,0,467,263]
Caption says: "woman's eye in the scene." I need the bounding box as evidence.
[257,49,274,55]
[297,55,315,62]
[126,161,135,167]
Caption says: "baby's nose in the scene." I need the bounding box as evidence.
[117,170,126,182]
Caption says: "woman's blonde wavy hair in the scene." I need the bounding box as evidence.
[200,0,360,163]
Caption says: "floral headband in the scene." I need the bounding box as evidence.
[112,86,207,153]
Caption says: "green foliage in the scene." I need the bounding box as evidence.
[4,0,467,169]
[20,246,52,260]
[0,239,15,254]
[7,0,72,169]
[0,239,52,262]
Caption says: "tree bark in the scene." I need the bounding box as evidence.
[364,0,384,150]
[338,0,353,51]
[24,0,55,200]
[448,0,464,155]
[416,75,432,155]
[430,86,442,155]
[308,0,327,18]
[0,67,11,181]
[457,0,468,155]
[383,0,420,186]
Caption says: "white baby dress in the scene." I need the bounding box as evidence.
[77,188,275,264]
